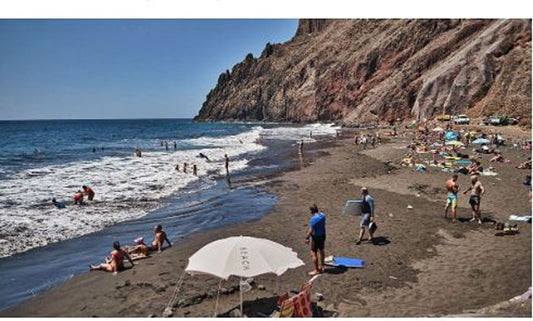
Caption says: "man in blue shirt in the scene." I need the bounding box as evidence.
[305,204,326,275]
[356,187,376,245]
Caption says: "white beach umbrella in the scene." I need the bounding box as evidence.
[433,127,445,132]
[186,235,304,279]
[185,236,305,316]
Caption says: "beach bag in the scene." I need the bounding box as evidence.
[369,222,378,234]
[292,283,313,317]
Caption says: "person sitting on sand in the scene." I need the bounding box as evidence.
[490,152,505,163]
[73,190,84,205]
[90,241,134,273]
[128,237,150,260]
[82,185,95,201]
[356,187,376,245]
[150,224,172,253]
[467,159,481,175]
[52,198,66,209]
[444,174,460,222]
[305,204,326,275]
[400,155,414,167]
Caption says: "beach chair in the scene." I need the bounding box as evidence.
[274,275,320,317]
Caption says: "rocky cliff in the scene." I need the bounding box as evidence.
[195,19,531,125]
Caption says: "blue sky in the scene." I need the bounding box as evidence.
[0,19,298,120]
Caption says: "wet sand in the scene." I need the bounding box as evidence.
[2,130,531,317]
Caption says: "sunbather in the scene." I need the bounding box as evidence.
[128,237,150,260]
[90,241,134,273]
[150,224,172,253]
[490,152,505,163]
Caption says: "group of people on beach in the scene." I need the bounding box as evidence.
[444,173,486,223]
[305,187,377,276]
[89,224,171,273]
[52,185,95,208]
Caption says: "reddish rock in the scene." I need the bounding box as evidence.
[195,19,531,126]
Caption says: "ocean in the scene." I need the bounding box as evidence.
[0,118,339,310]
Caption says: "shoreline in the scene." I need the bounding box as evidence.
[2,131,531,317]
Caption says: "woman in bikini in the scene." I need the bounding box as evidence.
[90,241,134,273]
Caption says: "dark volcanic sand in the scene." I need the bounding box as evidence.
[2,130,531,317]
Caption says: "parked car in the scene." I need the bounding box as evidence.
[452,114,470,125]
[489,116,501,126]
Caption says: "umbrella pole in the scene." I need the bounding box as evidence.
[239,277,243,317]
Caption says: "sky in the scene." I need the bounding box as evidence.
[0,19,298,120]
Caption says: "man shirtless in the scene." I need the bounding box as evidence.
[150,224,172,253]
[444,174,460,222]
[463,175,485,224]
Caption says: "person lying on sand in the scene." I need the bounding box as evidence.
[150,224,172,253]
[517,158,531,169]
[90,241,134,273]
[490,152,505,163]
[127,237,150,260]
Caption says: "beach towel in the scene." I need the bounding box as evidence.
[480,171,498,176]
[325,256,365,268]
[509,215,532,223]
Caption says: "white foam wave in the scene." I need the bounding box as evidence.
[0,128,265,257]
[260,123,340,142]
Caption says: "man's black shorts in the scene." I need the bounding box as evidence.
[311,235,326,251]
[469,195,481,206]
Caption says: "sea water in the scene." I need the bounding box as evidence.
[0,118,339,310]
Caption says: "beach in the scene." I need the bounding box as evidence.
[2,126,531,317]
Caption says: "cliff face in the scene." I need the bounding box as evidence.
[195,19,531,125]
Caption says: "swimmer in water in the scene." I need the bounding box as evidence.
[52,198,66,209]
[198,153,211,162]
[82,185,95,201]
[193,164,197,176]
[73,190,84,205]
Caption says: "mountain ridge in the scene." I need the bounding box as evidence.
[195,19,531,126]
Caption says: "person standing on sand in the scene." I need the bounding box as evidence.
[356,187,376,245]
[463,175,485,224]
[305,204,326,275]
[444,174,460,222]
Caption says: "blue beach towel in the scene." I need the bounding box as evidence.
[325,256,364,268]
